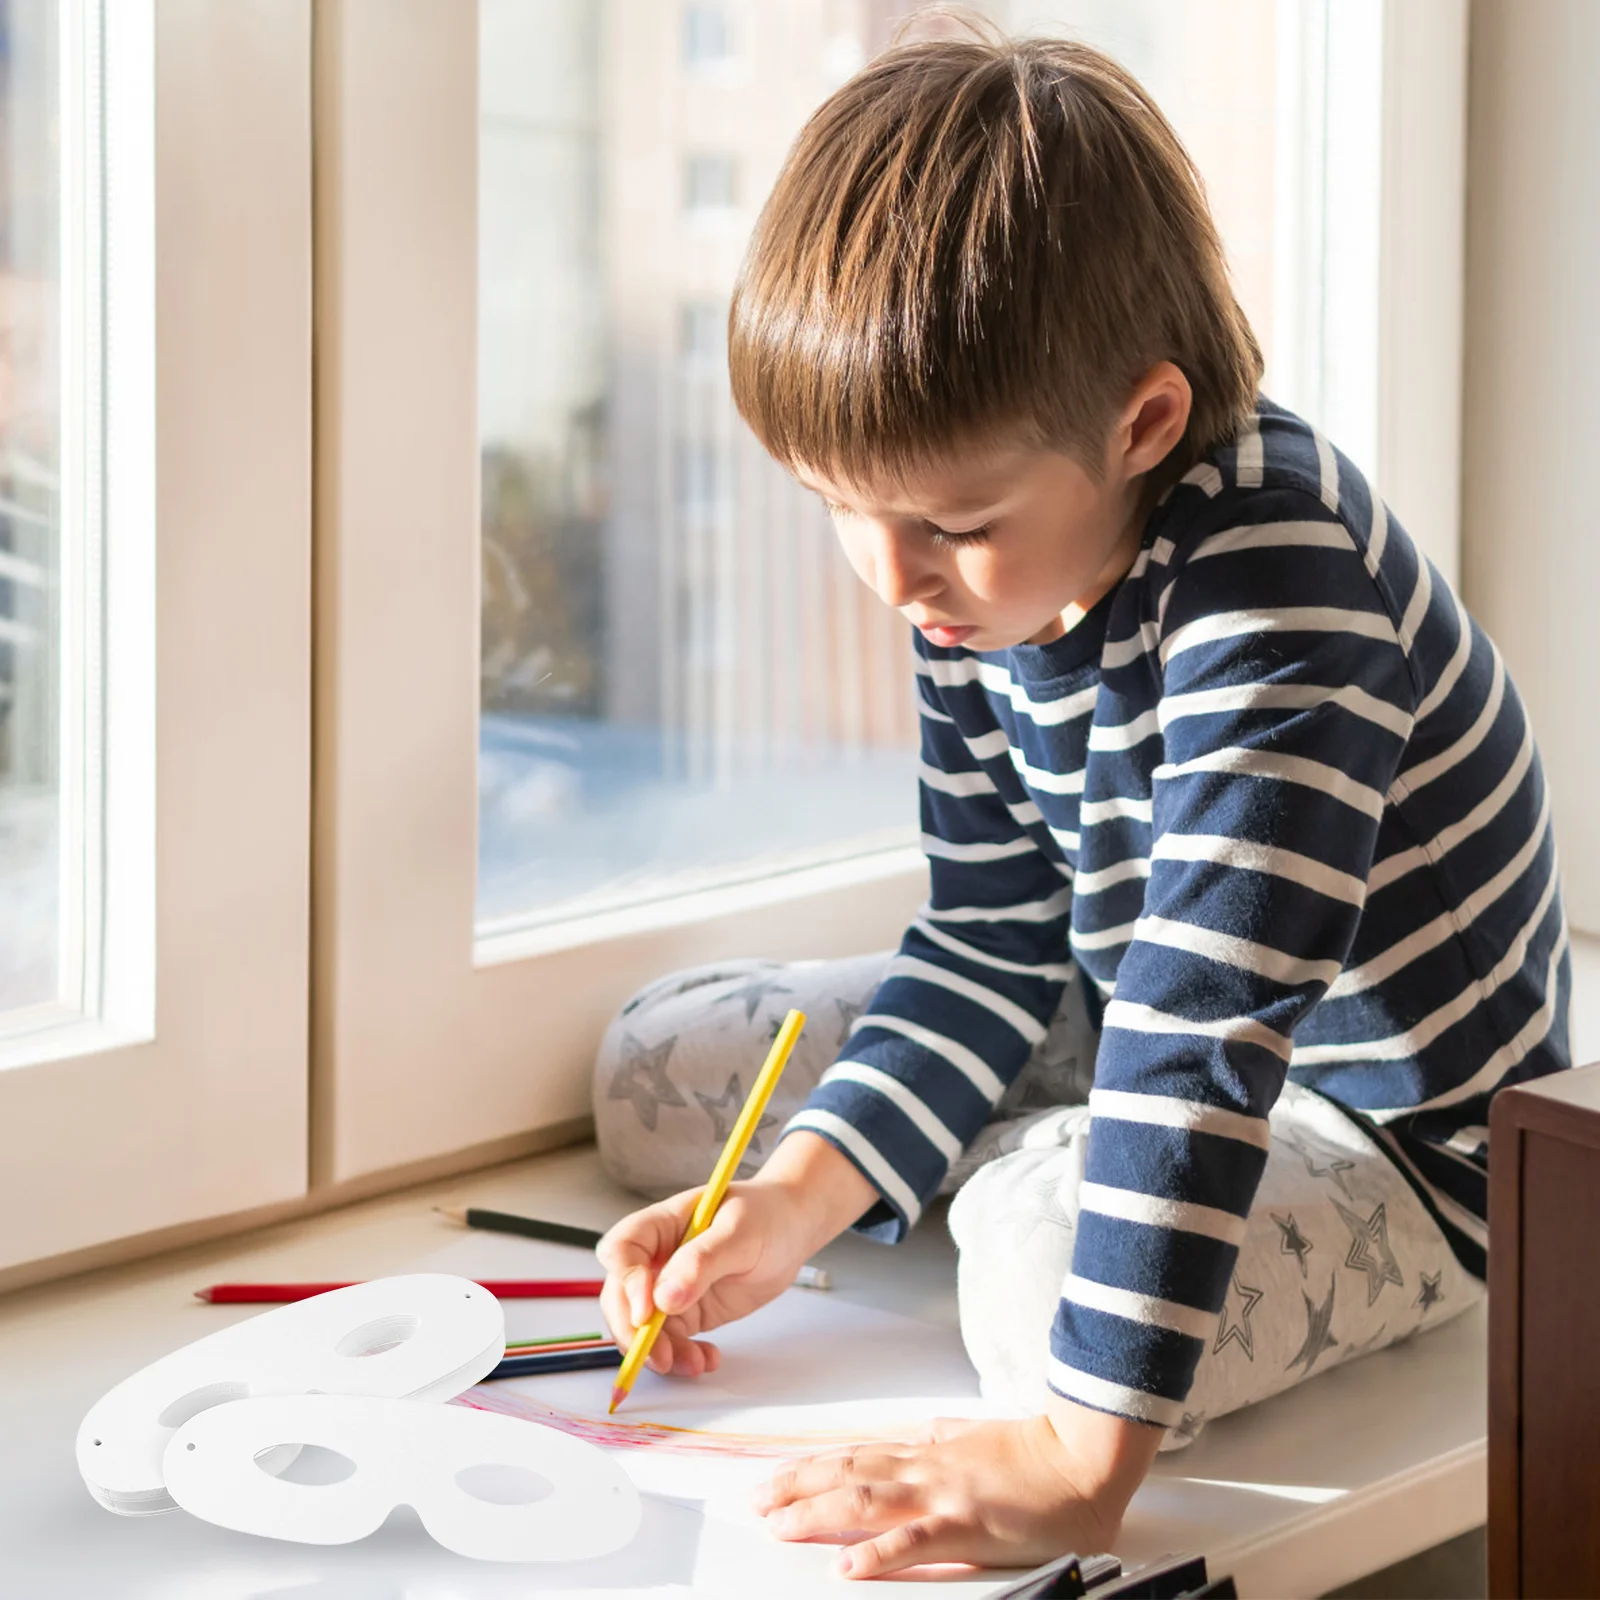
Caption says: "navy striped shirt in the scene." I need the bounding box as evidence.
[787,400,1571,1427]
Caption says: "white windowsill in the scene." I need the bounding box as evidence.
[0,1138,1489,1597]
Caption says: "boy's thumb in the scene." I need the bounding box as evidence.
[654,1236,722,1314]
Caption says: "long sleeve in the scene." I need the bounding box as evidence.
[1047,490,1418,1425]
[784,655,1076,1240]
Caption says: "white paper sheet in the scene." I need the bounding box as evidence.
[461,1290,1000,1515]
[405,1227,1018,1592]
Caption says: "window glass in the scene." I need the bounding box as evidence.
[476,0,1295,934]
[0,0,65,1017]
[683,5,732,69]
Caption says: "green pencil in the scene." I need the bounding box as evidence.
[504,1331,606,1351]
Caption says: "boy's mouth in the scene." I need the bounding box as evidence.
[918,623,977,648]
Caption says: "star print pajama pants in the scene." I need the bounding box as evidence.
[591,953,1484,1448]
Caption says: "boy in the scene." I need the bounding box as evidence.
[592,29,1570,1579]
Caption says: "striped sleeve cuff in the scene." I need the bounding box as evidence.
[1045,1283,1215,1429]
[779,1109,922,1242]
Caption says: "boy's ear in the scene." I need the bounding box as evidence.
[1112,362,1193,480]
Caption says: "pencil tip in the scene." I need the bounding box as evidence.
[608,1387,625,1414]
[433,1206,466,1224]
[193,1289,212,1301]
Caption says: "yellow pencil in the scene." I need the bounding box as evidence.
[609,1007,807,1413]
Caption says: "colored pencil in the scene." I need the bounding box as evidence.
[485,1346,624,1381]
[433,1207,604,1250]
[504,1338,610,1357]
[438,1204,832,1291]
[609,1008,806,1414]
[505,1331,606,1352]
[193,1279,605,1304]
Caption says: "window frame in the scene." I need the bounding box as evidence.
[0,0,313,1281]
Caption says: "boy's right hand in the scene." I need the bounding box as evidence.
[596,1131,880,1379]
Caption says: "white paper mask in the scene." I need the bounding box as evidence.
[164,1394,641,1562]
[77,1275,503,1515]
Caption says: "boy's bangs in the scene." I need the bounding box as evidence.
[730,49,1056,488]
[733,270,1041,491]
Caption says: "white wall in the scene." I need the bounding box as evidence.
[1461,0,1600,935]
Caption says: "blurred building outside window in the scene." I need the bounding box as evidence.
[0,0,69,1019]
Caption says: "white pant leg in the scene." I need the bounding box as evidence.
[591,956,1099,1200]
[591,953,891,1199]
[946,1082,1486,1447]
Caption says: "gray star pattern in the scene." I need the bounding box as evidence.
[1273,1211,1314,1278]
[992,1160,1078,1249]
[694,1071,781,1154]
[1175,1411,1208,1443]
[1282,1131,1357,1199]
[1415,1271,1444,1313]
[1286,1275,1339,1375]
[1214,1272,1265,1361]
[606,1034,686,1133]
[1333,1199,1405,1306]
[717,972,793,1023]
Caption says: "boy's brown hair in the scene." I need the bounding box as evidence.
[728,26,1263,493]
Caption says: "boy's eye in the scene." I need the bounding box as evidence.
[923,520,993,548]
[818,497,991,547]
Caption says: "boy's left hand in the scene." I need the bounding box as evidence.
[753,1400,1162,1579]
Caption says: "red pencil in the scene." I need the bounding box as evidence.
[194,1279,606,1303]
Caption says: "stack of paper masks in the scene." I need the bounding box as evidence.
[76,1273,641,1562]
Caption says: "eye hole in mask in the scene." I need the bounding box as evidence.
[157,1382,251,1431]
[335,1314,420,1359]
[256,1444,358,1486]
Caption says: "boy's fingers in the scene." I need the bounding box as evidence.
[650,1327,722,1379]
[623,1264,657,1327]
[766,1479,924,1542]
[596,1198,683,1273]
[654,1240,711,1312]
[840,1516,958,1580]
[599,1274,639,1351]
[760,1445,911,1509]
[654,1211,747,1312]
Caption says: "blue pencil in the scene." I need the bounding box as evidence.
[484,1345,624,1381]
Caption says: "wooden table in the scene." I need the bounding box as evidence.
[1489,1058,1600,1597]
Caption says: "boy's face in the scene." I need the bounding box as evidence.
[796,441,1145,653]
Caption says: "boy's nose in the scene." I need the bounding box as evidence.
[871,525,937,609]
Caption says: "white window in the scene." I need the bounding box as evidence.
[683,4,733,70]
[0,1,311,1280]
[683,151,738,214]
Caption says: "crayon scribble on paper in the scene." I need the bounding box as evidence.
[458,1386,914,1458]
